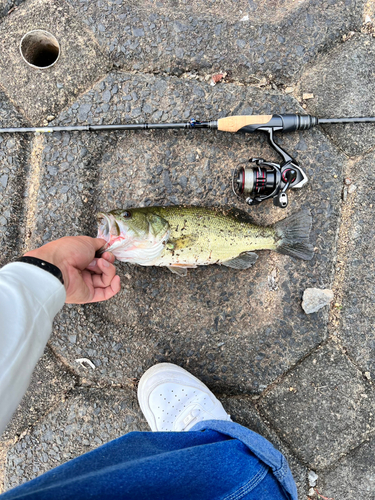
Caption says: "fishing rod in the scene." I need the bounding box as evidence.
[1,113,375,208]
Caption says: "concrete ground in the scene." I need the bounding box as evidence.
[0,0,375,498]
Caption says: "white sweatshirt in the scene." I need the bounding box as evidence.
[0,262,66,435]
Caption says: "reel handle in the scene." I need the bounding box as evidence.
[272,169,296,208]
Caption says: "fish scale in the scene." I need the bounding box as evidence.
[148,207,277,266]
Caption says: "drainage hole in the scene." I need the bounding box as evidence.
[20,30,60,69]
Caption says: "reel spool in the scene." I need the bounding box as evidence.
[232,157,307,208]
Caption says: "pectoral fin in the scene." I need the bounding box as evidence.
[166,235,198,251]
[167,266,188,276]
[222,252,258,270]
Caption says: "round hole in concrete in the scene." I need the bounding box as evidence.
[20,30,60,69]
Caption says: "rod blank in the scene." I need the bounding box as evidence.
[318,117,375,124]
[0,121,215,134]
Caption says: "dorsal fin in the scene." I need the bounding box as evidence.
[221,206,255,224]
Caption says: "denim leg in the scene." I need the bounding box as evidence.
[1,421,296,500]
[192,420,298,500]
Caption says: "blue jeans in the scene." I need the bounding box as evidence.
[1,420,297,500]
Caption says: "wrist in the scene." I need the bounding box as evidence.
[24,246,68,288]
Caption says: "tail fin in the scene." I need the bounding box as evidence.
[274,210,314,261]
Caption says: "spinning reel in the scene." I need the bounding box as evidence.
[232,128,307,208]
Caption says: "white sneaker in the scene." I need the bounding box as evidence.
[137,363,231,432]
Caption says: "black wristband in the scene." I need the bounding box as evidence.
[15,256,64,285]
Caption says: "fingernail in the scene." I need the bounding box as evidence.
[88,260,96,268]
[102,259,110,267]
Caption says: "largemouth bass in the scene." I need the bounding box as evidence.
[97,206,313,276]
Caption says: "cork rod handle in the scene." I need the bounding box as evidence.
[217,115,273,133]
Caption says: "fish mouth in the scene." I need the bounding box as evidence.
[96,212,112,255]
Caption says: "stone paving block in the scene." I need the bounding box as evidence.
[339,150,375,379]
[26,72,346,394]
[317,435,375,500]
[222,397,308,498]
[1,346,77,442]
[298,34,375,157]
[0,91,29,266]
[65,0,365,84]
[0,0,109,123]
[3,387,148,491]
[259,343,375,470]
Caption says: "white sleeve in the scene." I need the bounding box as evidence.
[0,262,66,435]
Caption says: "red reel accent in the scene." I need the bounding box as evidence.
[282,168,297,183]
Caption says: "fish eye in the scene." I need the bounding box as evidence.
[122,211,132,218]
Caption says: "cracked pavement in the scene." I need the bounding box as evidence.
[0,0,375,498]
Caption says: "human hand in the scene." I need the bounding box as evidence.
[24,236,121,304]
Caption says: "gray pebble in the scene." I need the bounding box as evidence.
[133,28,144,37]
[102,90,112,103]
[179,176,188,189]
[302,288,334,314]
[0,174,8,188]
[78,103,92,121]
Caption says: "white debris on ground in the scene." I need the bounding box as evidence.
[308,470,319,487]
[268,268,278,291]
[75,358,96,370]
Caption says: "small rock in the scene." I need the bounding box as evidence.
[365,372,371,380]
[308,470,318,487]
[308,487,315,497]
[102,90,112,103]
[303,93,314,100]
[344,178,352,185]
[348,184,357,194]
[132,28,144,37]
[0,174,8,188]
[285,86,294,94]
[47,115,55,122]
[211,72,227,86]
[302,288,334,314]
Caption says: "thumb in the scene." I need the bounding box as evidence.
[92,238,107,252]
[80,237,107,255]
